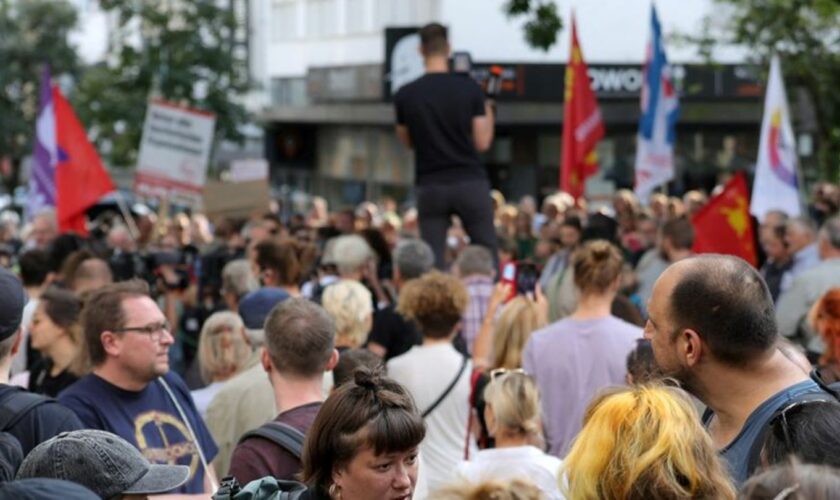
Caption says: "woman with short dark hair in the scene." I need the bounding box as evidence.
[300,368,425,499]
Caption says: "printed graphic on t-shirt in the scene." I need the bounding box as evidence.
[135,410,200,479]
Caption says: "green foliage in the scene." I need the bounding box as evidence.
[0,0,79,186]
[504,0,564,52]
[701,0,840,180]
[74,0,250,168]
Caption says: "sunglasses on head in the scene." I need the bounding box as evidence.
[769,398,833,453]
[489,368,526,380]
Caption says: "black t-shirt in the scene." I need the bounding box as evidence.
[0,385,83,456]
[394,73,487,185]
[366,306,422,362]
[28,358,78,398]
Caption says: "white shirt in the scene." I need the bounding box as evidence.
[190,381,225,420]
[454,446,565,500]
[10,298,37,376]
[387,343,476,493]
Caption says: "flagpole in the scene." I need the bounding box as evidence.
[794,152,807,218]
[114,191,141,241]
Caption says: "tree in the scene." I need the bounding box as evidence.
[74,0,250,168]
[0,0,79,191]
[695,0,840,181]
[504,0,563,52]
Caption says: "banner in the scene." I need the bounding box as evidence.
[634,6,680,202]
[54,86,116,235]
[692,173,757,266]
[135,100,216,207]
[749,55,801,220]
[28,66,57,219]
[560,13,604,200]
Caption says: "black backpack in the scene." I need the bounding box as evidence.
[237,422,306,460]
[213,476,308,500]
[0,386,52,431]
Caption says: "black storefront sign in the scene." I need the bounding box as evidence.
[382,27,763,103]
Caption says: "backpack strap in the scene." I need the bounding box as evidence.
[0,386,52,431]
[238,421,306,460]
[422,355,469,419]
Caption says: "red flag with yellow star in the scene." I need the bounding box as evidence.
[560,13,604,200]
[691,172,758,266]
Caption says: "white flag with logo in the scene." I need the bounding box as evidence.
[750,55,801,221]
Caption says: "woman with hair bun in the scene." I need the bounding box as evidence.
[220,367,426,499]
[301,367,426,499]
[452,371,563,499]
[523,240,642,458]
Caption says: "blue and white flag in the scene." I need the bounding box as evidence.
[27,65,57,220]
[634,6,680,202]
[749,55,801,221]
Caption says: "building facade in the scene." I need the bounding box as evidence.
[248,0,811,210]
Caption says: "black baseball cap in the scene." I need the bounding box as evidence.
[0,267,24,342]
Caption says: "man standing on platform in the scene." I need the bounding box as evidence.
[395,22,497,269]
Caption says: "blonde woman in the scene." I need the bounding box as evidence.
[470,286,546,448]
[454,371,563,499]
[563,383,735,500]
[321,280,373,351]
[190,312,251,418]
[437,478,543,500]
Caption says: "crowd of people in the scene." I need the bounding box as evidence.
[0,13,831,497]
[0,179,834,498]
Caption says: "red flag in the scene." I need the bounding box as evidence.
[691,173,758,266]
[561,14,605,200]
[53,86,115,235]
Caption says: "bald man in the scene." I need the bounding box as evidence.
[644,254,824,484]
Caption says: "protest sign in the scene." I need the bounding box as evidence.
[135,100,216,206]
[203,180,270,220]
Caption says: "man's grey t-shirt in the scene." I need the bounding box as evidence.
[705,379,822,485]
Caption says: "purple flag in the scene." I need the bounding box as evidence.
[27,65,57,220]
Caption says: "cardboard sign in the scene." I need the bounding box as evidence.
[229,158,269,183]
[135,100,216,206]
[203,180,270,220]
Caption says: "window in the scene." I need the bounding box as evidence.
[345,0,368,33]
[305,0,338,37]
[374,0,439,28]
[271,0,298,41]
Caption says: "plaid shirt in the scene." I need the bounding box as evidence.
[461,274,494,354]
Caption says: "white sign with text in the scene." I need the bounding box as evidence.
[135,100,216,206]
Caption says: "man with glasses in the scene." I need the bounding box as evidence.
[59,280,219,496]
[644,254,826,485]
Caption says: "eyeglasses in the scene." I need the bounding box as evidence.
[769,398,832,452]
[490,368,526,380]
[113,321,172,342]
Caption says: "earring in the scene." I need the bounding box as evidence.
[329,483,342,499]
